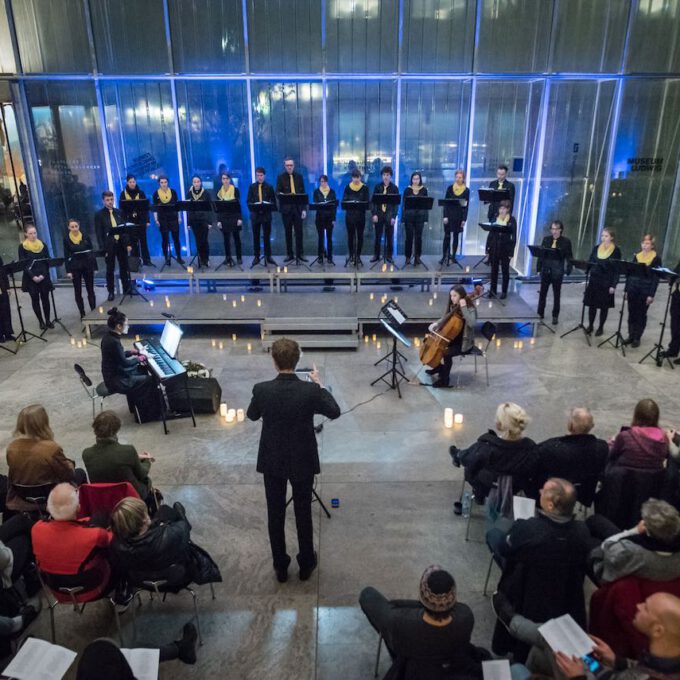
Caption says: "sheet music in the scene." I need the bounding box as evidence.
[513,496,536,520]
[386,306,406,325]
[120,648,160,680]
[538,614,593,657]
[3,637,77,680]
[482,659,512,680]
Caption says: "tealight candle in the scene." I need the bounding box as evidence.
[381,264,387,273]
[428,299,433,306]
[465,266,470,273]
[237,409,245,422]
[518,341,524,349]
[220,403,228,417]
[364,335,369,343]
[389,265,394,272]
[433,292,438,300]
[394,296,398,303]
[488,301,493,308]
[496,339,501,348]
[284,266,288,273]
[135,334,141,342]
[277,266,281,273]
[70,337,76,346]
[454,413,464,425]
[223,294,227,301]
[257,299,262,307]
[240,295,245,302]
[247,342,252,353]
[444,408,454,428]
[219,341,224,349]
[372,334,377,342]
[76,340,82,348]
[414,337,421,347]
[232,300,237,308]
[232,333,237,342]
[369,293,374,301]
[226,409,235,423]
[187,266,194,274]
[530,338,535,345]
[376,340,381,350]
[149,300,154,307]
[98,306,104,314]
[211,339,216,348]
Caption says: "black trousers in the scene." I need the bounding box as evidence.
[0,291,13,338]
[346,220,365,259]
[222,230,242,259]
[123,373,162,423]
[71,269,96,315]
[490,255,510,295]
[537,271,564,318]
[373,216,393,259]
[160,226,182,260]
[587,306,610,331]
[627,290,650,342]
[252,220,272,259]
[282,211,304,258]
[668,289,680,356]
[404,220,424,260]
[443,228,462,259]
[134,224,151,262]
[190,222,210,265]
[0,513,32,582]
[105,246,131,295]
[316,222,333,258]
[29,286,50,325]
[437,335,463,384]
[263,473,315,571]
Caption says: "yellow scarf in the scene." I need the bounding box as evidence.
[551,239,558,249]
[409,185,423,194]
[320,187,330,197]
[157,188,172,203]
[289,174,296,194]
[498,181,504,189]
[217,185,235,200]
[258,183,263,202]
[452,183,466,196]
[124,189,140,200]
[22,238,44,253]
[349,181,364,191]
[597,243,615,259]
[496,215,510,225]
[190,187,204,200]
[636,250,657,266]
[69,231,83,245]
[109,209,119,240]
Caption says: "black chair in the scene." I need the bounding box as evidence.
[11,482,56,517]
[74,363,111,419]
[454,321,496,388]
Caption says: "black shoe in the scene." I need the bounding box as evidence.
[552,316,558,325]
[674,357,680,365]
[439,257,447,265]
[595,327,604,337]
[6,335,15,342]
[298,256,309,263]
[237,257,242,265]
[80,312,86,320]
[299,552,318,581]
[275,566,288,583]
[537,312,544,319]
[425,367,438,375]
[449,445,461,468]
[631,340,640,348]
[488,291,497,299]
[386,257,394,264]
[107,292,115,301]
[500,292,507,300]
[252,257,261,267]
[317,255,324,265]
[585,325,593,335]
[491,591,515,632]
[177,256,185,265]
[15,605,38,635]
[143,259,153,266]
[327,257,334,265]
[177,622,198,665]
[622,337,633,346]
[431,378,450,389]
[284,255,295,264]
[355,257,363,267]
[165,258,171,266]
[414,258,422,266]
[404,258,412,266]
[370,255,380,263]
[266,257,277,265]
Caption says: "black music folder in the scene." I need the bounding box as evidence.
[277,193,309,206]
[176,200,212,212]
[438,198,467,207]
[371,193,401,206]
[479,222,514,234]
[213,201,242,215]
[309,201,338,211]
[528,245,563,261]
[340,200,370,211]
[478,188,510,204]
[403,195,434,210]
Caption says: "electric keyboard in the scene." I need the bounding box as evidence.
[134,340,186,380]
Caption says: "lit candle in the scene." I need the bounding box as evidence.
[165,295,169,304]
[454,413,464,425]
[76,340,82,348]
[389,265,394,272]
[226,409,235,423]
[237,409,245,422]
[381,264,387,273]
[247,342,252,353]
[70,337,76,346]
[220,403,228,417]
[211,339,216,348]
[444,408,454,428]
[433,292,438,300]
[364,335,369,343]
[98,306,104,314]
[223,294,227,301]
[166,300,171,308]
[149,300,154,307]
[414,337,421,348]
[277,266,281,273]
[394,296,398,303]
[284,266,288,273]
[219,341,224,349]
[372,334,377,342]
[465,266,470,273]
[488,301,493,308]
[496,338,501,348]
[135,334,141,342]
[232,300,237,308]
[257,299,262,307]
[369,293,374,301]
[187,266,194,274]
[240,295,245,302]
[232,333,237,342]
[529,338,535,345]
[518,341,524,349]
[428,299,433,306]
[376,340,382,350]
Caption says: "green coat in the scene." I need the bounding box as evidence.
[82,438,151,499]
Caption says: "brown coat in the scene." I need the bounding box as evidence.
[6,438,75,512]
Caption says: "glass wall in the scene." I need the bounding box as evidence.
[1,0,679,270]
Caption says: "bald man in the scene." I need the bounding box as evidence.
[532,407,608,499]
[555,592,680,679]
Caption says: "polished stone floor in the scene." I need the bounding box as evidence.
[0,280,678,679]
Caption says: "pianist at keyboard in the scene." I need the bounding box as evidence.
[101,308,162,423]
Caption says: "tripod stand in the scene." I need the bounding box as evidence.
[371,335,408,398]
[285,483,332,519]
[160,253,187,272]
[598,293,628,356]
[438,251,464,271]
[639,276,677,369]
[45,287,72,337]
[560,264,592,346]
[119,281,149,305]
[6,265,45,345]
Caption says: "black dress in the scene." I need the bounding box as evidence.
[186,187,213,267]
[583,244,622,309]
[342,183,369,261]
[443,184,469,258]
[312,188,337,260]
[626,252,662,344]
[0,256,14,341]
[63,233,97,316]
[18,241,52,327]
[215,186,242,261]
[402,186,429,261]
[119,187,150,262]
[485,217,517,296]
[152,188,182,262]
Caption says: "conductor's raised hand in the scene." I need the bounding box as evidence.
[309,363,323,387]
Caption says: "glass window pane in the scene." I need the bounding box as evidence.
[176,80,251,255]
[25,81,108,255]
[399,80,471,256]
[401,0,475,73]
[12,0,90,73]
[327,80,397,257]
[476,0,552,73]
[627,2,680,73]
[551,0,628,73]
[537,80,617,261]
[246,0,321,73]
[0,3,16,74]
[101,82,181,258]
[91,0,169,74]
[325,0,398,73]
[169,0,245,73]
[251,81,323,256]
[604,80,680,258]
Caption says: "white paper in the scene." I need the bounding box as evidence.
[3,637,77,680]
[539,614,593,657]
[385,305,405,325]
[482,659,512,680]
[120,648,160,680]
[513,495,536,520]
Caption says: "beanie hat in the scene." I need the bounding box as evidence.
[419,565,456,613]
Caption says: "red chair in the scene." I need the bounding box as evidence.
[78,482,139,521]
[590,575,680,658]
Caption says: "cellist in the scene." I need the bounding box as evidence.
[426,285,477,388]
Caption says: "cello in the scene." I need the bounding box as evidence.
[419,285,483,369]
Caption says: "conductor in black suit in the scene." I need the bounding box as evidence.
[247,338,340,583]
[275,157,308,263]
[487,164,515,221]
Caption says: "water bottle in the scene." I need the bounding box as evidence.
[462,491,472,519]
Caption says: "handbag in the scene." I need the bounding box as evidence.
[187,542,222,585]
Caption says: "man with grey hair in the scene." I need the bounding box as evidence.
[532,407,608,501]
[31,483,114,602]
[587,498,680,584]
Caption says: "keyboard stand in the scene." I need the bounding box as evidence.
[158,373,197,435]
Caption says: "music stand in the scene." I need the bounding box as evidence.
[0,262,17,354]
[247,201,277,269]
[474,221,514,273]
[371,301,412,398]
[149,203,186,271]
[308,200,338,267]
[4,260,46,345]
[177,199,213,269]
[341,200,370,268]
[213,200,244,271]
[478,188,510,205]
[277,193,310,269]
[42,257,71,337]
[108,224,148,305]
[120,199,154,267]
[557,258,592,344]
[370,193,401,269]
[437,198,466,269]
[639,267,679,368]
[401,195,434,270]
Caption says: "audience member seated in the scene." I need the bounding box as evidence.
[359,565,486,679]
[587,498,680,585]
[608,399,670,470]
[555,593,680,680]
[0,514,40,602]
[31,483,114,603]
[110,498,221,592]
[532,407,608,503]
[5,405,84,515]
[0,607,39,659]
[486,478,591,661]
[82,411,156,504]
[75,624,198,678]
[452,402,537,521]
